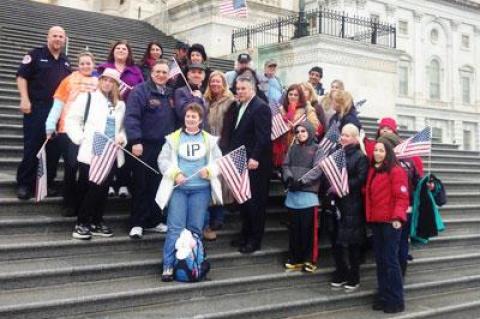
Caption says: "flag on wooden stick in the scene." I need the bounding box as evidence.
[89,132,120,185]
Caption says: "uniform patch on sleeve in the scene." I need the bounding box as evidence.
[22,54,32,64]
[400,185,408,193]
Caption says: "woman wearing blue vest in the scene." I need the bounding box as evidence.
[155,103,223,282]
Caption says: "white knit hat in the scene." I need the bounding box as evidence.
[100,68,121,85]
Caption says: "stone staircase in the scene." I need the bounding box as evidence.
[0,1,480,318]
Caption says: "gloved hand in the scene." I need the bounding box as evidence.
[284,177,293,189]
[290,180,304,192]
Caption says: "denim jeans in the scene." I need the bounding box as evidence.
[204,205,225,229]
[372,223,404,308]
[162,186,211,268]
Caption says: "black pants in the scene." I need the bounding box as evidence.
[130,142,164,228]
[239,164,271,246]
[17,104,59,189]
[332,243,362,284]
[288,208,314,263]
[76,163,115,225]
[49,133,79,209]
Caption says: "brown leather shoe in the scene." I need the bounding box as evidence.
[203,227,217,241]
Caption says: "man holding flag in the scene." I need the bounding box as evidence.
[223,77,272,254]
[125,60,176,239]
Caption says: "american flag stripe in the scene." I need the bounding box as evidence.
[217,145,251,204]
[318,124,340,155]
[90,143,117,184]
[318,149,349,197]
[35,144,48,202]
[168,58,182,79]
[219,0,247,17]
[394,127,432,159]
[89,132,120,185]
[218,159,248,203]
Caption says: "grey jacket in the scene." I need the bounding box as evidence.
[282,121,324,193]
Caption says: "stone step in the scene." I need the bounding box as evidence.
[7,252,480,319]
[0,113,22,125]
[294,287,480,319]
[425,161,480,170]
[432,168,480,180]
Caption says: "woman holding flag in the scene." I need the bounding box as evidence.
[272,84,319,170]
[155,103,222,282]
[329,124,368,291]
[66,68,127,240]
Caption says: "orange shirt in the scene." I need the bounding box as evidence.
[53,71,98,132]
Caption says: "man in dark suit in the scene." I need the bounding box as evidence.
[226,77,272,254]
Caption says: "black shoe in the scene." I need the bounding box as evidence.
[383,304,405,314]
[230,238,246,247]
[330,272,347,288]
[344,280,360,291]
[239,243,260,254]
[161,267,174,282]
[372,301,384,311]
[16,186,32,200]
[72,224,91,240]
[90,222,114,237]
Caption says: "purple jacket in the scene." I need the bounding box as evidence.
[97,62,144,101]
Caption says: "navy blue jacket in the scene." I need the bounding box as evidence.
[174,86,206,118]
[125,80,176,146]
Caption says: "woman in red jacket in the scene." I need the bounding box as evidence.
[365,139,409,314]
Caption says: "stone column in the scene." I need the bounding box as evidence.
[413,12,425,105]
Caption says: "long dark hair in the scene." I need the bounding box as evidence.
[140,41,163,65]
[372,141,398,172]
[283,84,306,109]
[107,40,135,66]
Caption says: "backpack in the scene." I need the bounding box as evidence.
[173,232,210,282]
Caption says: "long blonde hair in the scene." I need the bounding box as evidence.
[204,71,233,103]
[300,82,318,105]
[342,123,366,155]
[332,90,353,118]
[99,76,121,106]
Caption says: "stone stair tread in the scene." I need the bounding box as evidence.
[59,263,480,319]
[292,287,480,319]
[0,242,285,279]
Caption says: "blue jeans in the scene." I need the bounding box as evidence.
[372,223,404,308]
[204,205,225,229]
[162,186,211,268]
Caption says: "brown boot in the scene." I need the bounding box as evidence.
[203,227,217,241]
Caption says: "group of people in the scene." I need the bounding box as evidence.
[15,25,425,314]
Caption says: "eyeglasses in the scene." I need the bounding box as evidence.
[295,129,307,134]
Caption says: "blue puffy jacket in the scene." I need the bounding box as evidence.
[125,80,176,146]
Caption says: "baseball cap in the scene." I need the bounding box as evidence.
[237,53,251,63]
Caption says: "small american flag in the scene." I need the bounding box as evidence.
[318,149,349,198]
[89,132,120,185]
[219,0,248,17]
[318,124,340,155]
[119,80,132,98]
[168,58,182,79]
[394,126,432,159]
[270,102,306,141]
[35,144,48,202]
[217,146,251,204]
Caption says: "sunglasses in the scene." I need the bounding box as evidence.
[295,129,307,134]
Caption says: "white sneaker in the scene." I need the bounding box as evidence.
[108,187,116,197]
[129,226,143,239]
[146,222,168,233]
[118,186,130,198]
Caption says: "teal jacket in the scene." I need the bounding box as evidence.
[410,175,445,244]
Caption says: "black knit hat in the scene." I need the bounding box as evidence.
[188,43,207,62]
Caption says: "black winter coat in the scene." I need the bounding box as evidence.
[335,144,369,246]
